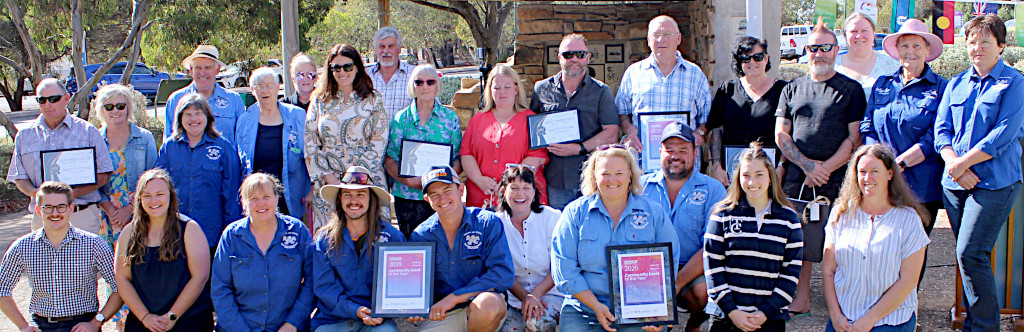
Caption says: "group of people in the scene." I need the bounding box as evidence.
[0,11,1020,332]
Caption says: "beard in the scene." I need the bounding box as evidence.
[809,59,833,76]
[562,63,587,77]
[662,158,692,180]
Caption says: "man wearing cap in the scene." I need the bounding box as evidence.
[7,78,114,236]
[164,45,245,141]
[639,121,725,332]
[408,166,513,332]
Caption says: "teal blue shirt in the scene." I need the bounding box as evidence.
[385,100,463,200]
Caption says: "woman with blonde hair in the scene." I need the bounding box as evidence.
[835,12,901,97]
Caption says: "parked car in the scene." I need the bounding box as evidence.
[217,59,283,88]
[65,62,183,100]
[780,25,813,60]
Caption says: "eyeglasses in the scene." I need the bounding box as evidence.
[414,79,437,86]
[650,32,679,40]
[596,144,627,151]
[739,52,767,63]
[36,95,63,104]
[102,103,127,111]
[341,171,371,185]
[254,83,278,90]
[504,163,537,171]
[329,63,356,73]
[294,71,317,80]
[561,50,590,59]
[40,204,70,214]
[805,44,836,53]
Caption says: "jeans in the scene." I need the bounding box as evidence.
[709,316,785,332]
[33,313,93,332]
[546,186,581,211]
[314,319,400,332]
[942,181,1021,332]
[557,306,655,332]
[825,314,916,332]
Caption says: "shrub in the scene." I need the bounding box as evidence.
[779,63,807,81]
[0,137,29,213]
[931,44,1024,80]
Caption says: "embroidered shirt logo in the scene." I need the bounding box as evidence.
[689,189,708,205]
[728,220,743,234]
[630,212,649,230]
[464,231,483,250]
[206,146,221,160]
[377,232,390,243]
[281,231,299,249]
[213,96,229,108]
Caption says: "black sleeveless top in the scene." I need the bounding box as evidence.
[125,220,212,331]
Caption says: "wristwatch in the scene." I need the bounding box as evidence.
[899,160,908,169]
[94,313,105,323]
[168,311,178,322]
[694,128,706,137]
[578,142,588,155]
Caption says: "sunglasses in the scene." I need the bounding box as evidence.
[596,144,627,151]
[40,204,70,214]
[102,103,127,111]
[505,163,537,171]
[561,50,590,59]
[341,171,371,185]
[295,71,317,80]
[805,44,836,53]
[329,63,356,73]
[36,95,63,104]
[414,79,437,87]
[739,52,767,63]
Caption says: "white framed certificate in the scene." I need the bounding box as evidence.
[637,111,691,173]
[527,109,582,149]
[40,147,97,186]
[725,145,778,179]
[399,140,453,178]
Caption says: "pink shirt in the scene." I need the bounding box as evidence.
[460,110,548,207]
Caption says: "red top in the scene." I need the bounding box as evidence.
[460,109,548,207]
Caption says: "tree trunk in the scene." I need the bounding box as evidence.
[408,1,513,67]
[5,0,45,85]
[70,0,89,118]
[120,6,149,86]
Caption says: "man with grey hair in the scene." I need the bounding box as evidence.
[529,33,619,209]
[369,26,416,120]
[7,78,114,236]
[164,44,245,142]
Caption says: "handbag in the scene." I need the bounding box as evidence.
[788,185,832,262]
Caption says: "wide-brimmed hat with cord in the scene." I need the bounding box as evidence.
[881,19,944,62]
[319,166,392,207]
[181,45,227,69]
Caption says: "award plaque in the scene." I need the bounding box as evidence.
[724,145,778,179]
[527,109,582,149]
[637,111,691,173]
[371,242,435,317]
[40,147,97,186]
[399,140,453,178]
[606,243,677,327]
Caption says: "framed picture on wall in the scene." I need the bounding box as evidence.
[606,44,625,63]
[547,45,560,64]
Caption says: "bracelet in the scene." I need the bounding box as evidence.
[142,313,150,321]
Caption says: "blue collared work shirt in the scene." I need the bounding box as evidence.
[410,207,514,309]
[861,65,948,203]
[235,101,310,219]
[551,194,680,313]
[211,214,315,332]
[935,59,1024,190]
[640,171,725,265]
[164,84,246,141]
[310,221,405,329]
[155,133,242,247]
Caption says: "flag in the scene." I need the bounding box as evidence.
[933,1,955,44]
[973,2,998,16]
[815,0,837,29]
[1016,4,1024,46]
[892,0,915,32]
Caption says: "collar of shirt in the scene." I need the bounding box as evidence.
[102,123,145,141]
[584,193,650,223]
[31,225,81,248]
[408,99,444,124]
[551,71,591,92]
[172,132,216,147]
[229,214,295,252]
[890,64,942,88]
[643,170,713,203]
[183,83,232,100]
[370,62,412,76]
[969,58,1011,82]
[641,51,688,76]
[423,207,475,237]
[33,111,74,131]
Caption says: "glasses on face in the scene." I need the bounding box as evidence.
[41,204,70,214]
[650,32,679,40]
[294,71,317,80]
[341,171,371,185]
[102,103,127,111]
[561,50,590,59]
[739,51,767,63]
[36,95,62,104]
[329,63,356,73]
[596,144,627,152]
[805,44,836,53]
[414,79,437,87]
[254,83,278,90]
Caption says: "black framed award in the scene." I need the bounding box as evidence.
[399,139,453,178]
[606,242,677,328]
[527,109,582,149]
[40,147,97,186]
[636,111,692,173]
[724,145,778,179]
[371,242,436,317]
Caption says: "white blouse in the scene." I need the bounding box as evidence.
[835,50,902,98]
[498,206,565,309]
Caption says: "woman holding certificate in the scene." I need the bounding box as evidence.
[822,145,929,332]
[460,64,548,208]
[551,145,679,332]
[211,173,315,332]
[494,165,563,332]
[311,166,405,332]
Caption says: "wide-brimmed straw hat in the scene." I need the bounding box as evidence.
[181,45,227,69]
[882,19,944,62]
[319,166,392,206]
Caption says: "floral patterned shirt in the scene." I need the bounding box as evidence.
[385,100,463,200]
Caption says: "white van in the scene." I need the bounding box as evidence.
[780,25,813,59]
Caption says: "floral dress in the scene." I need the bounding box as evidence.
[100,150,131,245]
[305,91,390,231]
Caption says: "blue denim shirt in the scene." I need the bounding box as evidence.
[640,171,725,265]
[164,84,246,141]
[551,194,680,313]
[935,59,1024,190]
[410,207,514,309]
[235,102,310,219]
[99,124,157,201]
[211,214,314,332]
[310,221,404,329]
[155,133,242,246]
[862,66,948,202]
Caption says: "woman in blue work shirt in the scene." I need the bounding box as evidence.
[235,67,311,219]
[311,166,405,332]
[155,93,242,250]
[551,145,679,332]
[934,14,1024,332]
[211,173,315,332]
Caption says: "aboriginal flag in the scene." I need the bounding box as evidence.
[932,1,955,44]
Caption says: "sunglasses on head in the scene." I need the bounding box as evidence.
[504,163,537,172]
[341,171,371,185]
[596,144,627,151]
[103,103,127,111]
[294,71,317,80]
[805,44,836,53]
[329,63,356,73]
[561,50,590,59]
[739,51,767,63]
[414,79,437,87]
[36,95,62,104]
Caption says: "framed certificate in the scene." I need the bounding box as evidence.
[724,145,778,179]
[606,243,677,327]
[371,242,436,317]
[399,140,453,178]
[527,109,582,149]
[40,147,97,186]
[637,111,691,173]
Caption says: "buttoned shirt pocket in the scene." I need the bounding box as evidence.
[229,255,255,291]
[976,86,1005,124]
[273,251,304,285]
[577,222,604,271]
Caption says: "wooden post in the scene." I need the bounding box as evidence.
[281,0,300,96]
[378,0,391,29]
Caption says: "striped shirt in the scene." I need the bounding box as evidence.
[825,206,930,327]
[0,226,117,318]
[369,61,415,121]
[703,200,803,321]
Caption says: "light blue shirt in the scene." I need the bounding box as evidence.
[99,124,157,201]
[234,102,310,219]
[935,59,1024,190]
[640,171,726,264]
[551,194,680,313]
[164,84,245,141]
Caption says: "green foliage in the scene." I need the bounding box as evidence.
[929,44,1024,80]
[778,63,808,81]
[0,137,28,212]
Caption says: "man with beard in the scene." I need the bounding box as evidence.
[369,27,416,121]
[164,45,244,141]
[639,121,725,332]
[529,33,619,209]
[774,19,865,317]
